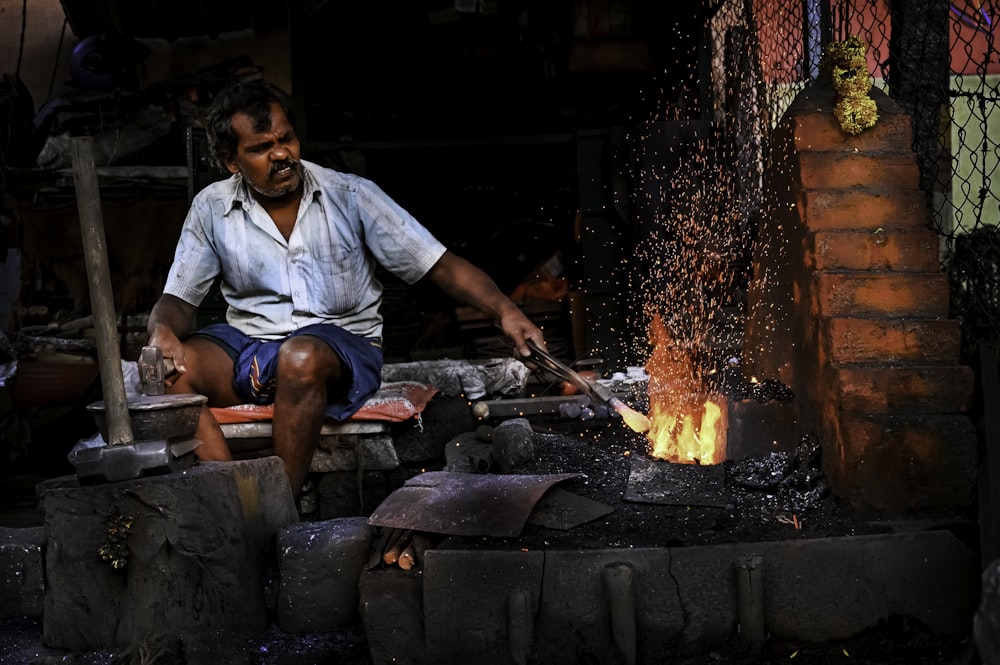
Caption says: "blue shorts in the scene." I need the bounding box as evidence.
[192,323,383,421]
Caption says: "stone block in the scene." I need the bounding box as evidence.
[276,517,372,633]
[823,317,962,364]
[0,526,45,618]
[823,411,977,513]
[421,532,976,664]
[831,364,974,413]
[798,188,929,232]
[311,432,399,472]
[798,151,920,190]
[492,418,535,472]
[359,567,426,665]
[810,228,939,271]
[813,272,950,318]
[422,549,544,660]
[37,457,298,651]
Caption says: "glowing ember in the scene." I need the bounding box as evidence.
[643,314,726,464]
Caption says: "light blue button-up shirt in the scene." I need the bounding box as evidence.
[163,160,447,341]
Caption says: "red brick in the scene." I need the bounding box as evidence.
[779,84,912,154]
[810,228,940,271]
[830,364,974,413]
[797,188,930,231]
[814,272,950,317]
[798,152,921,190]
[820,409,977,513]
[823,317,962,364]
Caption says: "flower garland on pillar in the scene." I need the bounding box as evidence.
[823,35,879,135]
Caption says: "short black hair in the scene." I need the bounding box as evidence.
[205,81,296,172]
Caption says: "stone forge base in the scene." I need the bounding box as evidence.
[361,530,980,665]
[37,457,298,652]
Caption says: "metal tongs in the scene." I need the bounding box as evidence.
[524,339,652,433]
[525,339,616,405]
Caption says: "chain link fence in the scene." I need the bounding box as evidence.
[701,0,999,365]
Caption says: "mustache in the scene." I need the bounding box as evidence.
[269,157,300,176]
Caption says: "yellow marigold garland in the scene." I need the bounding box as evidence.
[823,35,879,135]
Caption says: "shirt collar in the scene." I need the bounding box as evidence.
[223,161,319,215]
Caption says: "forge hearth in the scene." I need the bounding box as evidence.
[358,421,979,665]
[624,456,726,507]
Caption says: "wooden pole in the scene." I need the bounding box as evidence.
[70,137,133,446]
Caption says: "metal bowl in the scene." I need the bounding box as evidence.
[87,393,207,442]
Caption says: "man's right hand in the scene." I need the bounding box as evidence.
[144,294,198,383]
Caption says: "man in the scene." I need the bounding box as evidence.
[146,80,545,498]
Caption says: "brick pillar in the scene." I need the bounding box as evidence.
[744,84,976,513]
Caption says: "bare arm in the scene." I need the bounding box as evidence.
[145,294,198,375]
[425,250,544,356]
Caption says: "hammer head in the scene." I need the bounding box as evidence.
[139,346,166,395]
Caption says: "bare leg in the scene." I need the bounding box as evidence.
[166,337,241,462]
[271,336,348,497]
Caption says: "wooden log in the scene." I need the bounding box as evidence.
[382,529,411,566]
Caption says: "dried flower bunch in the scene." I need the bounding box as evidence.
[824,35,879,134]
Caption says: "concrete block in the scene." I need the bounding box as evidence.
[276,517,373,632]
[359,567,426,665]
[0,526,45,618]
[37,457,298,651]
[419,531,976,665]
[311,432,399,472]
[423,549,544,661]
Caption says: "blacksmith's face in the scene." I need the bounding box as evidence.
[225,102,303,199]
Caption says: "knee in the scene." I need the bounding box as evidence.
[277,336,342,388]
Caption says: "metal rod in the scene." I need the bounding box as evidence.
[71,137,133,446]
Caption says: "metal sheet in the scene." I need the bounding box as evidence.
[368,471,580,537]
[624,455,728,507]
[527,487,614,531]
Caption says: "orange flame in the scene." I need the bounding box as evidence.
[643,313,726,464]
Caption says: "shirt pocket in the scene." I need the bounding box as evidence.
[305,244,360,314]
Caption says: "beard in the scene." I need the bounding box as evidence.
[240,158,304,199]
